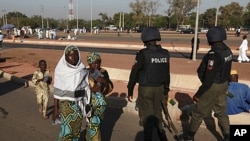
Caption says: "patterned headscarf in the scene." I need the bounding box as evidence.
[65,45,78,55]
[87,52,101,64]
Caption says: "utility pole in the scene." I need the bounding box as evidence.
[16,11,19,29]
[91,0,93,34]
[2,10,7,25]
[47,18,49,29]
[41,5,44,29]
[215,0,219,26]
[119,12,121,31]
[76,0,78,29]
[192,0,200,61]
[122,12,124,30]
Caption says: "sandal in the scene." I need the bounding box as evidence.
[43,115,49,119]
[39,106,43,114]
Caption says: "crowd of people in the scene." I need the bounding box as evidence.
[26,26,250,141]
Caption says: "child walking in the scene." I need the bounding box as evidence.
[32,60,52,119]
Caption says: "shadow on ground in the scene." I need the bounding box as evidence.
[174,92,224,141]
[79,92,128,141]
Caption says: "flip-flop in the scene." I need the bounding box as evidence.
[43,115,48,119]
[39,107,43,113]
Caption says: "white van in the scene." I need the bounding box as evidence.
[105,25,117,30]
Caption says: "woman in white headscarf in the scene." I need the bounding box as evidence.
[52,45,90,141]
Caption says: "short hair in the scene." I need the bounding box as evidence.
[39,60,46,65]
[243,35,247,40]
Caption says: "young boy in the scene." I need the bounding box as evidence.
[32,60,52,119]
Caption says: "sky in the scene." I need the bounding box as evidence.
[0,0,249,20]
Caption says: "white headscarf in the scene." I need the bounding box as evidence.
[53,45,90,104]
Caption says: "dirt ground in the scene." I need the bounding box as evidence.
[1,47,250,106]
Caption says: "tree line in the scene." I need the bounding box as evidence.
[1,1,250,31]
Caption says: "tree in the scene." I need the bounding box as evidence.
[243,2,250,27]
[4,12,28,28]
[129,0,144,28]
[201,8,217,28]
[219,2,244,28]
[167,0,196,30]
[141,0,160,27]
[98,12,111,29]
[153,15,168,28]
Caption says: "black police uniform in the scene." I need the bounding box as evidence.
[127,44,170,141]
[187,27,233,141]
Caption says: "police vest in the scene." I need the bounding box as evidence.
[211,45,233,83]
[139,46,170,86]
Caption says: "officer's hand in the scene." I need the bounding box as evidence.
[193,96,200,103]
[128,96,133,102]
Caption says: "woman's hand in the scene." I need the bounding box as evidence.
[91,85,102,92]
[52,99,59,122]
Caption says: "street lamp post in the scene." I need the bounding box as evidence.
[122,12,124,30]
[1,10,5,25]
[202,19,204,28]
[41,5,44,29]
[76,0,78,29]
[16,11,19,29]
[91,0,93,34]
[64,6,68,31]
[2,10,7,25]
[215,0,219,26]
[192,0,200,61]
[119,12,121,31]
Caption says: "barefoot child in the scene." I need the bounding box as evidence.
[32,60,52,119]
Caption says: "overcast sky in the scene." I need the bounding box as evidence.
[0,0,248,20]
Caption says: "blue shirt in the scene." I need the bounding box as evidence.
[227,82,250,115]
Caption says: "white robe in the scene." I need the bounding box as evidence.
[237,39,250,62]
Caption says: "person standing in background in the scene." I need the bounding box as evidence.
[237,35,250,63]
[190,35,200,60]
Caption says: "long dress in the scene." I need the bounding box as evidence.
[86,69,107,141]
[237,39,250,62]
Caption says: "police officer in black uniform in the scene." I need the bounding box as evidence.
[127,27,170,141]
[184,26,233,141]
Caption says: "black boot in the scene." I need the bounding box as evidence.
[224,134,230,141]
[184,131,195,141]
[173,134,193,141]
[158,129,168,141]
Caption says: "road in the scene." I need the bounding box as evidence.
[1,43,240,61]
[0,77,222,141]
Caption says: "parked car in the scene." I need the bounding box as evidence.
[199,28,209,33]
[105,25,117,30]
[180,28,195,34]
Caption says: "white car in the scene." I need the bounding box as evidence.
[105,25,117,30]
[199,28,208,33]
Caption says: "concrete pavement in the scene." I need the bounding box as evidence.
[1,38,250,127]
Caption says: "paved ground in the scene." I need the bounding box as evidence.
[0,77,222,141]
[0,34,250,140]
